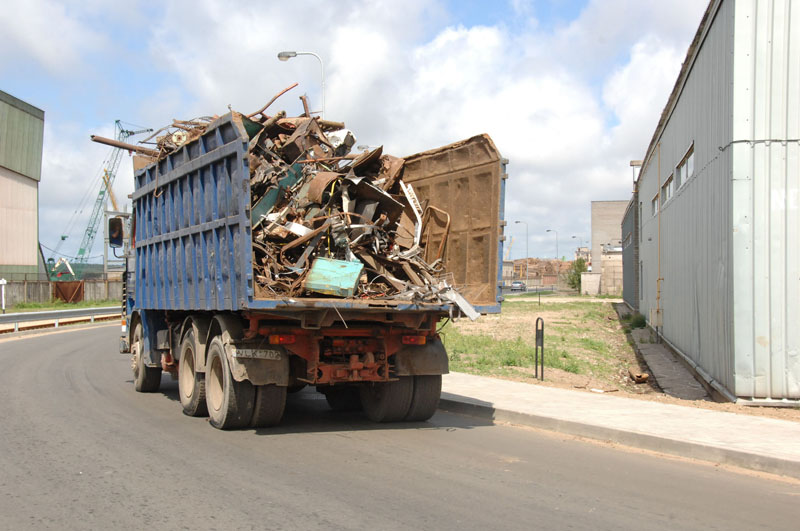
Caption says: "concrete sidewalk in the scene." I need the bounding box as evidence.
[440,372,800,479]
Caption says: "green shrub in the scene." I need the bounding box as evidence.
[630,313,647,329]
[566,257,588,291]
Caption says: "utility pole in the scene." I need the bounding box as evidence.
[515,220,529,289]
[546,229,559,260]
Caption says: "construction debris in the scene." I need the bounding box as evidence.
[628,368,650,384]
[101,88,479,319]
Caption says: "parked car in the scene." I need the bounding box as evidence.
[510,281,526,292]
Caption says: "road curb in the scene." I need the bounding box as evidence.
[438,396,800,480]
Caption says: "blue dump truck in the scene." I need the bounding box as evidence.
[109,109,506,429]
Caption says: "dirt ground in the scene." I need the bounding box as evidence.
[452,295,800,424]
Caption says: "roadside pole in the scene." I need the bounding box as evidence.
[0,278,6,314]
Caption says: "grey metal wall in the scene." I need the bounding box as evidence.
[621,194,638,309]
[731,0,800,400]
[638,0,736,396]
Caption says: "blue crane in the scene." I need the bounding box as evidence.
[51,120,151,280]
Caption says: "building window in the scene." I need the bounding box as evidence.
[652,193,659,216]
[661,174,673,206]
[676,144,694,188]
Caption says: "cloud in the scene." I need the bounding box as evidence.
[603,35,687,158]
[137,0,708,259]
[0,0,105,76]
[20,0,710,261]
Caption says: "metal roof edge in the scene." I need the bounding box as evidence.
[0,89,45,120]
[637,0,723,179]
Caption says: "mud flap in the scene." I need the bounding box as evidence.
[207,313,290,386]
[223,338,290,386]
[393,336,449,376]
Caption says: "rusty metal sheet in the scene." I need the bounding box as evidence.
[401,135,502,308]
[53,281,84,303]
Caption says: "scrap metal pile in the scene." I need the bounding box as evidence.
[118,88,478,318]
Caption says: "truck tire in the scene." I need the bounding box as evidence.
[132,322,161,393]
[178,329,208,417]
[205,336,254,430]
[404,375,442,422]
[250,385,287,428]
[359,377,413,422]
[322,386,362,411]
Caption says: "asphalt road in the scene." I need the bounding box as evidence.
[1,325,798,530]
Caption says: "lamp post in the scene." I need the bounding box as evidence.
[546,229,559,260]
[571,235,584,259]
[277,50,325,118]
[514,220,528,289]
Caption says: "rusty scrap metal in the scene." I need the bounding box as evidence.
[136,95,479,317]
[89,135,160,157]
[247,83,299,118]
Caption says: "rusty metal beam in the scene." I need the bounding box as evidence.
[90,135,159,157]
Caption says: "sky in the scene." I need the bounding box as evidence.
[0,0,709,263]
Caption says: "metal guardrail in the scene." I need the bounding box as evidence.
[0,307,121,333]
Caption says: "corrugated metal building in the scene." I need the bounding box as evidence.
[626,0,799,403]
[0,90,45,280]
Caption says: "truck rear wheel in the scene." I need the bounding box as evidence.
[205,336,254,430]
[405,375,442,421]
[359,377,413,422]
[250,385,287,428]
[132,322,161,393]
[178,329,208,417]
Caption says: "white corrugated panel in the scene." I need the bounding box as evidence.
[732,0,800,399]
[0,167,39,266]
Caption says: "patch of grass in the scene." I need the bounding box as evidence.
[444,298,639,389]
[512,290,557,298]
[548,349,583,374]
[503,301,601,314]
[10,299,119,313]
[440,324,591,377]
[577,337,609,355]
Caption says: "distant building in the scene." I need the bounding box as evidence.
[502,260,514,284]
[0,90,45,280]
[583,200,626,295]
[590,200,627,269]
[573,246,590,262]
[511,257,569,287]
[622,0,799,402]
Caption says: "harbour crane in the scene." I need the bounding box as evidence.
[51,120,151,279]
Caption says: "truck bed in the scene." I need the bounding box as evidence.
[131,113,505,315]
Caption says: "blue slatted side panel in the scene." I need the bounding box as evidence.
[131,114,252,312]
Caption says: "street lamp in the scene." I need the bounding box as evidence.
[514,220,528,289]
[546,229,559,260]
[277,50,325,118]
[571,235,585,259]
